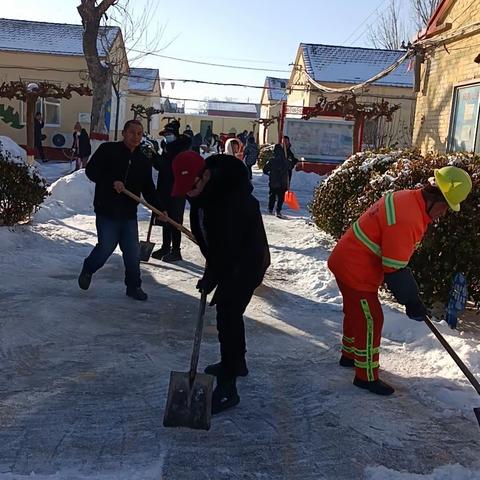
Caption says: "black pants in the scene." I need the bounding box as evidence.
[162,197,186,252]
[268,187,286,213]
[246,164,253,179]
[216,288,255,378]
[35,142,45,161]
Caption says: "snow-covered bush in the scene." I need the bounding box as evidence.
[257,143,275,170]
[311,148,480,307]
[0,144,48,226]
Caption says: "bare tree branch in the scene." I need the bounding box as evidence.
[410,0,442,29]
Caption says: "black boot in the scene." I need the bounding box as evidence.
[211,377,240,415]
[78,268,92,290]
[151,245,171,260]
[204,360,249,377]
[339,355,355,368]
[162,250,183,263]
[353,376,395,396]
[126,287,148,301]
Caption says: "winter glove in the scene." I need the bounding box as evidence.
[196,269,218,295]
[405,300,427,322]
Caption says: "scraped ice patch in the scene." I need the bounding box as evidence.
[365,464,480,479]
[35,170,95,222]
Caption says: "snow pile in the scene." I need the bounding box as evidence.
[0,136,27,163]
[35,170,95,222]
[290,170,324,192]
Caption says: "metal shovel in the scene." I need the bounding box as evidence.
[425,316,480,426]
[163,291,214,430]
[139,213,156,262]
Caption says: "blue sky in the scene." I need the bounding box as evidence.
[2,0,412,104]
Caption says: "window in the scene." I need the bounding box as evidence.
[20,97,61,127]
[448,84,480,153]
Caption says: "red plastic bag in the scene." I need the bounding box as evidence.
[284,190,300,210]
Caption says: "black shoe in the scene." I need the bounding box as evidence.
[151,246,171,260]
[78,268,92,290]
[162,251,183,263]
[268,210,273,215]
[126,287,148,301]
[211,378,240,415]
[204,361,249,377]
[339,355,355,368]
[353,377,395,396]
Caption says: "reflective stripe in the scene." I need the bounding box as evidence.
[354,360,380,369]
[343,335,355,344]
[354,347,380,356]
[353,221,381,257]
[360,299,376,381]
[385,192,396,226]
[342,345,355,354]
[382,256,408,269]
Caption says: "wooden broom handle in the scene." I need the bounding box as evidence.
[123,189,197,245]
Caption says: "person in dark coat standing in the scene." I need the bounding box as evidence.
[243,135,259,179]
[263,143,289,217]
[151,124,192,262]
[171,152,270,414]
[191,132,203,154]
[34,112,46,162]
[78,120,165,301]
[283,135,298,182]
[72,122,92,170]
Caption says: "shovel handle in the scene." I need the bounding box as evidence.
[425,316,480,396]
[189,291,208,385]
[146,212,155,243]
[122,189,197,245]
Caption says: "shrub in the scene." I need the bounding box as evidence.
[311,148,480,307]
[0,147,48,226]
[257,143,275,170]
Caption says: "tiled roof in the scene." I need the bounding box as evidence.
[0,18,119,57]
[300,43,413,88]
[265,77,288,102]
[128,68,158,92]
[207,102,259,114]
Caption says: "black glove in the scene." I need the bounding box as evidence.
[405,300,427,322]
[196,270,218,294]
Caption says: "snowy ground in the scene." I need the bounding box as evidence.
[1,163,480,479]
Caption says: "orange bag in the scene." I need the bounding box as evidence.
[284,190,300,210]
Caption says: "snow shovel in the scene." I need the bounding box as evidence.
[163,291,214,430]
[139,213,156,262]
[122,189,197,245]
[425,316,480,426]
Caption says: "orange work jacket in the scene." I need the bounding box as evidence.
[328,189,431,292]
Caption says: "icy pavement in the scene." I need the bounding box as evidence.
[0,166,479,479]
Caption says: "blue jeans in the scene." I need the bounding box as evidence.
[83,215,141,289]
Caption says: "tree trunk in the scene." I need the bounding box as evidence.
[25,96,36,154]
[78,1,115,140]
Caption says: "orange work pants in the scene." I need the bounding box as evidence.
[337,280,384,381]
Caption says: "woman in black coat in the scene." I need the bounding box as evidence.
[263,143,289,217]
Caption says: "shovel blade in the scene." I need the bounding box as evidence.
[474,408,480,428]
[139,241,155,262]
[163,370,214,431]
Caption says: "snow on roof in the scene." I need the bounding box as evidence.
[206,102,258,114]
[300,43,413,88]
[0,18,119,57]
[265,77,288,102]
[128,68,158,92]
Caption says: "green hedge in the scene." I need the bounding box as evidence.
[0,149,48,226]
[310,149,480,307]
[257,144,275,170]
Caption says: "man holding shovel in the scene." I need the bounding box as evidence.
[328,167,472,395]
[171,151,270,414]
[78,120,166,301]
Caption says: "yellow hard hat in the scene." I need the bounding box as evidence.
[433,166,472,212]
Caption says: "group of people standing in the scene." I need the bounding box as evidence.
[78,119,270,414]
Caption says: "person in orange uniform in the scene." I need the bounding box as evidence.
[328,166,472,395]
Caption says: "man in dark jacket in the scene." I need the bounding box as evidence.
[34,112,46,162]
[72,122,92,170]
[283,135,298,182]
[263,144,289,217]
[151,124,192,262]
[78,120,165,301]
[243,136,259,180]
[171,152,271,414]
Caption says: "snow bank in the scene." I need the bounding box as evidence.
[0,136,27,163]
[365,464,480,479]
[35,170,95,222]
[290,170,324,192]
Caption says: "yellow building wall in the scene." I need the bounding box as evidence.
[413,0,480,154]
[126,89,162,134]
